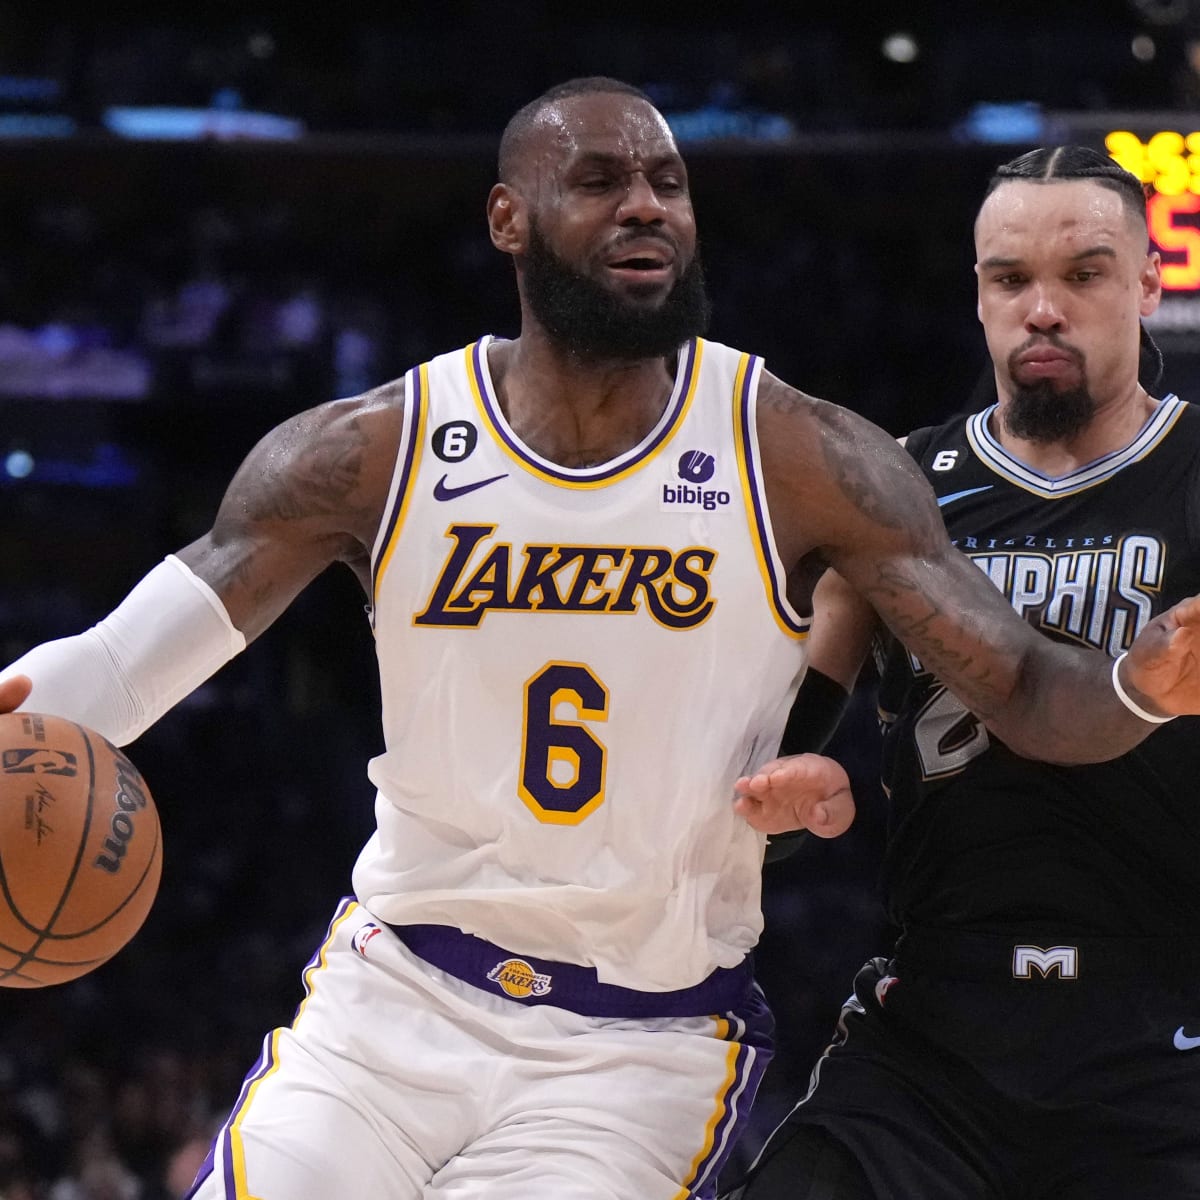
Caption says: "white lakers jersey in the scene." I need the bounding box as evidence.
[353,336,809,991]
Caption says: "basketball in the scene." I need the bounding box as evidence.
[0,712,162,988]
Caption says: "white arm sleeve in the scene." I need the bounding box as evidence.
[1,555,246,746]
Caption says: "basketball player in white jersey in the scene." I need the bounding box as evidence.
[4,79,1200,1200]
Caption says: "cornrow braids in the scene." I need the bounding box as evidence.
[986,145,1150,224]
[986,146,1164,392]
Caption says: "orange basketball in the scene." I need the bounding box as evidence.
[0,712,162,987]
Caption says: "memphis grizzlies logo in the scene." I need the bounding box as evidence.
[662,449,731,512]
[487,958,553,999]
[1013,945,1078,980]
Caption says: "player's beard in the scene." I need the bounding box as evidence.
[522,222,711,361]
[1002,344,1096,444]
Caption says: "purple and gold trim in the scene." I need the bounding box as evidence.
[675,989,774,1198]
[391,921,753,1018]
[733,354,809,640]
[189,899,359,1199]
[372,363,428,608]
[467,337,703,488]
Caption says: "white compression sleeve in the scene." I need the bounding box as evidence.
[2,555,246,746]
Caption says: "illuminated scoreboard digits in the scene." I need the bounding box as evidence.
[1106,130,1200,291]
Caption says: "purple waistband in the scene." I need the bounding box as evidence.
[387,922,754,1018]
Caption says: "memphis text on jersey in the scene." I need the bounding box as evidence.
[413,523,716,630]
[951,531,1164,658]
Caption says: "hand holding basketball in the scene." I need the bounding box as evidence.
[0,711,161,987]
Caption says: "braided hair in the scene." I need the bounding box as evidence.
[984,146,1164,391]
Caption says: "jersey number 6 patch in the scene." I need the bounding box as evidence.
[519,662,610,824]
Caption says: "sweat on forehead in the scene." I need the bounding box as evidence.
[981,146,1148,230]
[498,77,663,184]
[975,176,1147,244]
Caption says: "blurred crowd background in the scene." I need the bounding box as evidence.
[4,2,1200,1195]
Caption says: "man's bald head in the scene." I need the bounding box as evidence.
[498,77,657,186]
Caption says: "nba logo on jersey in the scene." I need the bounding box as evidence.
[351,922,383,958]
[486,958,553,999]
[661,449,732,513]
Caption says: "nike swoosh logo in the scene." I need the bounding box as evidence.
[433,473,508,501]
[1173,1026,1200,1050]
[936,485,993,508]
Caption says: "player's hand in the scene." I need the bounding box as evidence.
[733,753,855,839]
[0,675,31,714]
[1124,595,1200,716]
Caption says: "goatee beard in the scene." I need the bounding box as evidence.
[1003,339,1096,443]
[521,222,711,361]
[1003,380,1097,443]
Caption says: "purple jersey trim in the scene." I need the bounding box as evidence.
[683,985,774,1194]
[371,363,425,602]
[470,337,698,484]
[390,921,754,1018]
[737,355,808,636]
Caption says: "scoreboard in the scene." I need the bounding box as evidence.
[1106,129,1200,292]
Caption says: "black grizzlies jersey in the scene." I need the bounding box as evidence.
[876,397,1200,936]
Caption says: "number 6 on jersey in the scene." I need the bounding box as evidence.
[519,662,609,824]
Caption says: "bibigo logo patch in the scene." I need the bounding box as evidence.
[486,958,553,999]
[661,449,731,512]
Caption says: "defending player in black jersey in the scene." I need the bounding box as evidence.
[725,147,1200,1199]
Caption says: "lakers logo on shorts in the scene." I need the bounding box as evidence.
[486,958,552,999]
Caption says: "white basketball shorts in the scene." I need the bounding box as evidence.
[185,898,773,1200]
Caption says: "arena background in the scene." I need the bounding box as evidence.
[2,2,1200,1194]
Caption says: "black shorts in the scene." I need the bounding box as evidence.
[739,931,1200,1200]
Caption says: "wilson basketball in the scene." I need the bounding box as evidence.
[0,712,162,987]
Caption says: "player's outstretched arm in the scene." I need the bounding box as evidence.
[757,375,1197,765]
[0,384,403,744]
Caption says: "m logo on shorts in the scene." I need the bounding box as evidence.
[486,958,552,999]
[1012,944,1078,980]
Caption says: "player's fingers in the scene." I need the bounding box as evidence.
[0,675,31,713]
[735,771,776,798]
[732,793,773,832]
[1171,594,1200,628]
[768,753,844,787]
[805,788,856,839]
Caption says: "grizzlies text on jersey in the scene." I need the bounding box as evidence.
[877,397,1200,935]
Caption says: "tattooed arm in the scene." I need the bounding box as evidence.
[758,373,1200,764]
[0,383,405,739]
[177,384,404,641]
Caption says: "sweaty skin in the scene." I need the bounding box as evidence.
[20,97,1200,811]
[736,173,1184,834]
[189,101,1200,767]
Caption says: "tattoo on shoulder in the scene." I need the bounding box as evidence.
[243,411,376,524]
[806,402,905,532]
[810,401,944,540]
